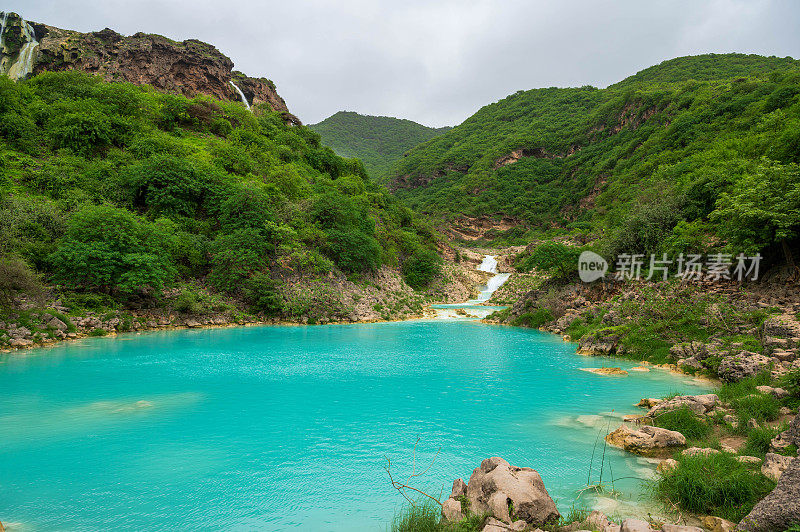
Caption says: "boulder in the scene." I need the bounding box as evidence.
[8,338,33,347]
[681,447,720,457]
[647,394,718,417]
[718,352,771,382]
[670,341,709,361]
[481,517,527,532]
[586,511,612,531]
[739,456,800,531]
[620,519,653,532]
[770,413,800,453]
[764,313,800,339]
[451,478,467,498]
[700,515,736,532]
[465,457,560,526]
[761,452,793,481]
[441,497,464,522]
[755,385,790,399]
[661,525,703,532]
[606,425,686,454]
[735,455,763,465]
[657,458,678,473]
[46,316,69,331]
[637,398,662,408]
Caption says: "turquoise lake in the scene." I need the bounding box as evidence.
[0,319,710,531]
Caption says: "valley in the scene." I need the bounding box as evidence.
[1,7,799,532]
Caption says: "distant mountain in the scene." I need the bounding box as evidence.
[310,111,451,178]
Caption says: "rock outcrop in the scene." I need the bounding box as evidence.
[740,456,800,532]
[761,452,794,481]
[770,413,800,454]
[646,394,718,417]
[441,457,560,527]
[1,12,293,117]
[605,425,686,454]
[717,351,772,382]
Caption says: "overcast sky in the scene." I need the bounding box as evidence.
[8,0,800,126]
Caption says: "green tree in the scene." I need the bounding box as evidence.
[401,249,442,288]
[50,205,176,296]
[712,159,800,266]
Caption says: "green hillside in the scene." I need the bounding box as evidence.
[309,111,450,178]
[388,53,800,264]
[612,53,800,88]
[0,72,441,317]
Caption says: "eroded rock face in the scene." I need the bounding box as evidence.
[441,457,559,526]
[740,456,800,532]
[606,425,686,454]
[25,19,290,114]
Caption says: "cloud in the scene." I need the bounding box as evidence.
[7,0,800,126]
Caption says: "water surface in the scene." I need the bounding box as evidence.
[0,320,708,531]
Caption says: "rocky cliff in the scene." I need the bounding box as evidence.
[1,11,296,120]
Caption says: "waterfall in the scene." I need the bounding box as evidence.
[229,81,251,111]
[0,12,9,50]
[1,14,39,81]
[468,255,511,303]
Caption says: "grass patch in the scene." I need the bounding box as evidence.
[657,453,776,522]
[88,328,108,337]
[732,394,781,426]
[652,406,712,441]
[390,501,485,532]
[742,426,780,458]
[718,373,773,402]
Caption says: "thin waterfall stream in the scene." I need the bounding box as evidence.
[230,80,252,111]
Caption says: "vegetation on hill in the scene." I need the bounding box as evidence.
[388,53,800,269]
[310,111,450,178]
[611,53,800,88]
[0,72,441,317]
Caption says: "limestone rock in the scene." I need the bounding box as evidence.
[761,452,793,481]
[740,456,800,531]
[770,413,800,453]
[441,497,464,523]
[700,515,736,532]
[681,447,720,457]
[637,398,662,408]
[646,394,718,417]
[586,511,612,531]
[657,458,678,473]
[606,425,686,454]
[718,352,772,382]
[465,457,560,526]
[451,478,467,498]
[620,518,653,532]
[481,517,527,532]
[661,525,703,532]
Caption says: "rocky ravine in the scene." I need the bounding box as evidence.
[1,12,296,121]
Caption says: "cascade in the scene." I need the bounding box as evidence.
[470,255,511,303]
[1,13,39,81]
[229,81,251,111]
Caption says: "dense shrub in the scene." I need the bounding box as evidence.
[402,249,442,288]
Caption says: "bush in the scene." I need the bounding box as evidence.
[402,249,442,289]
[515,242,580,280]
[657,453,776,522]
[511,308,554,328]
[0,255,45,306]
[244,273,283,316]
[780,369,800,398]
[324,229,381,273]
[652,406,712,441]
